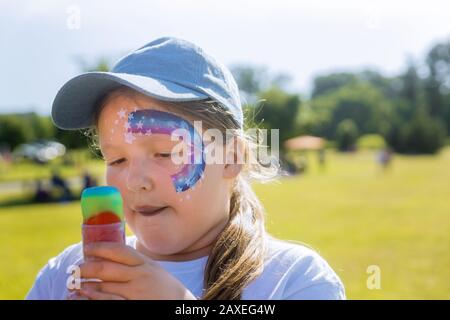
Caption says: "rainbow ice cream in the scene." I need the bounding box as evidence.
[81,186,125,254]
[81,186,124,225]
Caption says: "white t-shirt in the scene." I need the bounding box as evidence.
[26,235,345,300]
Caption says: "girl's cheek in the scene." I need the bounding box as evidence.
[105,166,124,187]
[170,174,208,212]
[106,162,179,196]
[104,160,208,209]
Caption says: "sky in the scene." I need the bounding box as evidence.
[0,0,449,115]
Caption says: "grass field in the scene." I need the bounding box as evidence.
[0,150,104,183]
[0,148,449,299]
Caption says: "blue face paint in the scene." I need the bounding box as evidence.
[127,109,205,193]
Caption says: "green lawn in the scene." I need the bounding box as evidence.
[0,148,449,299]
[0,150,104,183]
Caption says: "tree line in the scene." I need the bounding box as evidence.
[234,39,450,154]
[1,40,449,154]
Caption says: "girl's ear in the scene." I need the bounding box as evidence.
[223,137,245,179]
[223,162,243,179]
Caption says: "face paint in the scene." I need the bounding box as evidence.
[127,109,205,193]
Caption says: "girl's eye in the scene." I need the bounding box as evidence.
[108,158,126,166]
[155,153,172,158]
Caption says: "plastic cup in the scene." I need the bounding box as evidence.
[82,222,125,261]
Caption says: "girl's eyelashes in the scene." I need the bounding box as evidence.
[108,158,126,166]
[107,153,174,166]
[155,152,172,158]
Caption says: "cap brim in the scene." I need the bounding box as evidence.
[51,72,208,130]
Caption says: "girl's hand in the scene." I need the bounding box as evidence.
[74,242,197,300]
[66,291,89,300]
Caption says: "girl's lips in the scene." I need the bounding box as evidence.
[133,205,168,216]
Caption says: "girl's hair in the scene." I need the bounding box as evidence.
[86,86,280,299]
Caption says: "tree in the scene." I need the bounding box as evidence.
[54,128,90,150]
[399,108,446,154]
[307,82,392,139]
[230,64,292,105]
[230,65,268,97]
[424,41,450,132]
[382,60,448,154]
[28,113,55,140]
[0,116,31,150]
[253,87,301,148]
[336,119,359,151]
[311,73,358,98]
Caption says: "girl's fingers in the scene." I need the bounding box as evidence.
[84,242,147,266]
[82,281,129,299]
[66,291,89,300]
[80,287,125,300]
[80,260,136,282]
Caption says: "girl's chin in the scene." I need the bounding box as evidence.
[135,237,182,258]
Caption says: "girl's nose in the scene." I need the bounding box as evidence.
[126,159,154,192]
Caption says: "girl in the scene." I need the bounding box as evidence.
[26,37,345,300]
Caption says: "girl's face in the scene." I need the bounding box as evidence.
[97,93,240,261]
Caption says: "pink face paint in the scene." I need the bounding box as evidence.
[127,109,205,193]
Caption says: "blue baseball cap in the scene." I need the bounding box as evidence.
[51,36,243,129]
